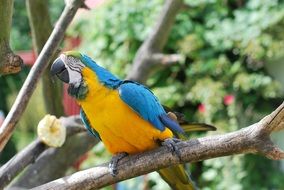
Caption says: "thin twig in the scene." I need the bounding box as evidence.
[33,103,284,190]
[0,0,86,152]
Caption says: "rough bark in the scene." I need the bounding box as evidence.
[11,133,97,189]
[126,0,183,83]
[26,0,64,116]
[32,102,284,190]
[0,0,23,75]
[0,140,47,189]
[0,0,86,152]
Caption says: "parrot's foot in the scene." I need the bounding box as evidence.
[162,138,182,159]
[109,152,128,176]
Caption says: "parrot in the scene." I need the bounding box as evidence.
[50,51,216,190]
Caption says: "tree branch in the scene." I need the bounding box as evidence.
[9,117,96,189]
[0,140,47,189]
[0,0,86,152]
[126,0,183,83]
[11,133,97,189]
[0,0,23,75]
[32,102,284,190]
[0,116,85,189]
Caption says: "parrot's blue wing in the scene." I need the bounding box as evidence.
[118,81,184,133]
[80,109,101,140]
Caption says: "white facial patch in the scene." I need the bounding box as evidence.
[60,54,85,87]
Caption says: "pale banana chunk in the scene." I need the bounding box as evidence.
[37,114,66,147]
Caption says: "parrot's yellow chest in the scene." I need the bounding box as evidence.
[77,68,173,154]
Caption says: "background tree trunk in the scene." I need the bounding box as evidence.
[26,0,64,116]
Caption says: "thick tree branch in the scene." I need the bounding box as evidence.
[0,0,23,75]
[0,116,85,189]
[10,117,96,189]
[33,102,284,190]
[0,140,47,189]
[26,0,64,116]
[127,0,183,83]
[0,0,86,152]
[11,133,97,189]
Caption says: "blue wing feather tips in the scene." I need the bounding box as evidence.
[118,81,184,134]
[159,114,184,134]
[80,109,101,140]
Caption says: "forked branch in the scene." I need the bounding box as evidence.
[127,0,183,83]
[0,116,85,189]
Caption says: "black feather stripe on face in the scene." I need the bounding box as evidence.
[68,81,89,100]
[65,56,84,73]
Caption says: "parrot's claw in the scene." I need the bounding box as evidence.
[109,152,128,176]
[162,138,182,159]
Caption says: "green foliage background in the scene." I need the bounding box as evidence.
[1,0,283,189]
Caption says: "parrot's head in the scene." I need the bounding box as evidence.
[50,51,88,99]
[50,51,122,99]
[50,51,84,86]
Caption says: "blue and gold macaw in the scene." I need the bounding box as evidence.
[50,51,215,190]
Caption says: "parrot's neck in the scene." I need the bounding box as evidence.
[76,67,113,106]
[67,81,88,100]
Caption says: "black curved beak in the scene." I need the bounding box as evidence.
[50,57,69,83]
